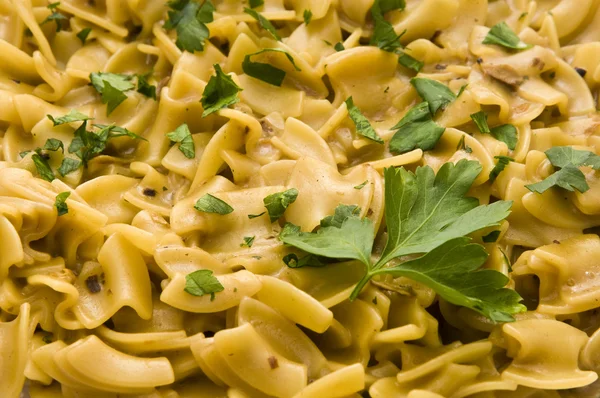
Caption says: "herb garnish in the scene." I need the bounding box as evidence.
[194,194,234,215]
[165,0,215,53]
[54,192,71,216]
[184,270,224,300]
[280,159,523,322]
[345,97,384,144]
[489,156,514,183]
[201,64,243,117]
[389,102,445,154]
[244,8,280,41]
[166,124,195,159]
[264,189,298,222]
[483,22,531,51]
[41,2,68,32]
[303,9,312,25]
[242,48,301,87]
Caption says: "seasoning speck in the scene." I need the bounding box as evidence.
[575,67,587,77]
[268,356,279,369]
[143,188,157,197]
[86,275,102,293]
[553,240,561,244]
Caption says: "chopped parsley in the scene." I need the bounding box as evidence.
[389,102,445,154]
[483,22,531,51]
[334,42,345,52]
[242,48,301,87]
[370,0,406,52]
[244,8,280,41]
[89,72,135,115]
[345,97,384,144]
[411,78,456,114]
[470,111,491,133]
[525,147,600,194]
[398,53,423,72]
[470,111,518,150]
[354,180,368,190]
[184,269,224,300]
[166,124,195,159]
[41,2,68,32]
[54,192,71,216]
[136,73,157,100]
[241,236,255,248]
[32,152,55,182]
[165,0,215,53]
[77,27,92,44]
[47,110,91,126]
[489,156,514,183]
[201,64,243,117]
[249,0,264,7]
[303,9,312,25]
[194,194,234,214]
[263,188,299,222]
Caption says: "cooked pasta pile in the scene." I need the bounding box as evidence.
[2,0,600,397]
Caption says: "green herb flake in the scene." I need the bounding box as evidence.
[280,159,523,322]
[248,212,266,219]
[242,48,301,87]
[41,2,68,32]
[411,77,456,114]
[194,194,234,215]
[525,147,600,194]
[470,111,491,134]
[47,110,92,126]
[354,180,368,190]
[264,188,299,222]
[282,253,328,268]
[241,236,255,248]
[184,269,224,300]
[249,0,264,7]
[165,0,215,53]
[456,136,472,154]
[166,123,195,159]
[43,138,64,153]
[58,158,82,177]
[334,42,345,52]
[77,27,92,44]
[345,97,384,144]
[490,124,518,150]
[54,191,71,216]
[398,53,423,72]
[389,102,445,154]
[483,22,531,51]
[370,0,406,52]
[32,153,55,182]
[482,230,501,243]
[457,84,468,98]
[244,8,281,41]
[201,64,243,117]
[136,73,157,100]
[303,9,312,25]
[489,156,514,183]
[89,72,135,115]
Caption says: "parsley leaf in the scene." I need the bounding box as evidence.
[345,97,384,144]
[389,102,445,154]
[280,215,374,267]
[354,181,368,190]
[165,0,214,53]
[545,146,600,169]
[370,0,405,52]
[489,156,514,183]
[136,73,157,100]
[41,2,68,32]
[47,110,92,126]
[242,48,301,87]
[89,72,135,115]
[470,111,491,133]
[77,27,92,44]
[166,124,195,159]
[398,53,423,72]
[32,153,55,182]
[241,236,255,248]
[303,9,312,25]
[283,253,328,268]
[483,22,531,51]
[381,238,524,322]
[525,147,600,194]
[244,8,280,41]
[411,78,456,114]
[279,159,520,322]
[320,204,360,228]
[194,194,234,215]
[482,230,501,243]
[248,212,266,219]
[184,269,224,300]
[58,158,82,177]
[490,124,518,150]
[54,192,70,216]
[43,138,64,153]
[469,111,517,150]
[456,136,472,153]
[249,0,264,7]
[526,164,589,193]
[334,42,345,52]
[201,64,242,117]
[264,188,298,222]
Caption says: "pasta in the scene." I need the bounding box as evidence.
[1,0,600,397]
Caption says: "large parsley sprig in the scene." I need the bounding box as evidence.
[280,159,523,322]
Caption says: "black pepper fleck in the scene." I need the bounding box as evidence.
[143,188,157,197]
[86,275,101,293]
[575,67,587,77]
[268,356,279,369]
